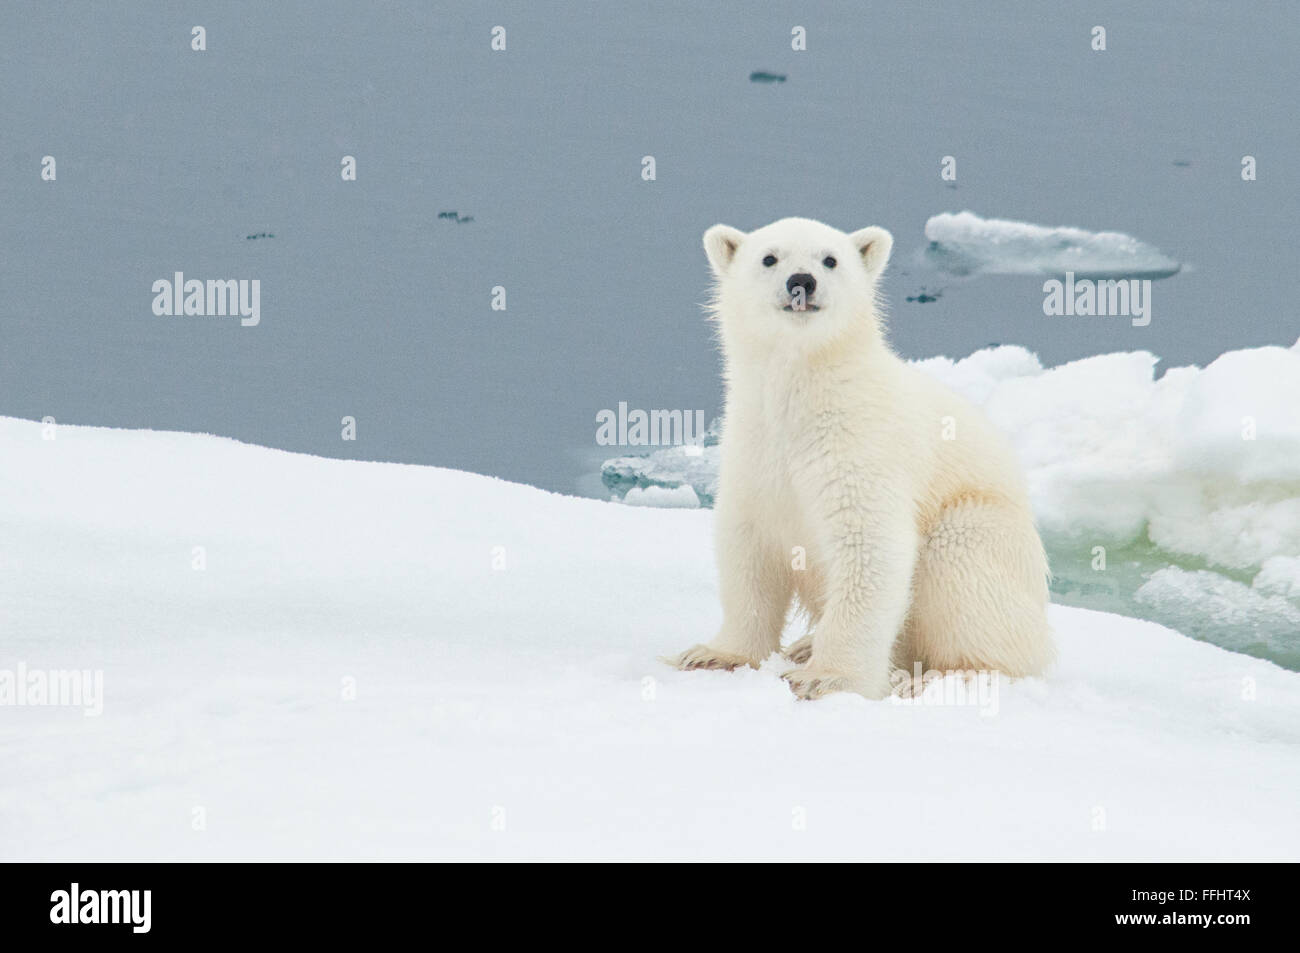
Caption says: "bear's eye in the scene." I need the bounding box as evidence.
[762,254,778,267]
[823,256,837,269]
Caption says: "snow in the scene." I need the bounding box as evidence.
[922,210,1183,280]
[974,342,1300,570]
[2,416,1299,861]
[1255,556,1300,600]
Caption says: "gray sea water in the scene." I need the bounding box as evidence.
[3,1,1297,494]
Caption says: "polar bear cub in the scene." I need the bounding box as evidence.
[665,217,1053,700]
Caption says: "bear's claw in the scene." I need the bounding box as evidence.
[782,668,857,700]
[783,634,814,665]
[661,644,760,672]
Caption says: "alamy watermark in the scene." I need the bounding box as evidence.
[1043,272,1150,327]
[152,272,260,326]
[888,662,1001,716]
[595,403,706,447]
[0,662,103,716]
[50,883,150,933]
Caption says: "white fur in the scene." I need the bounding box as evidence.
[666,217,1053,700]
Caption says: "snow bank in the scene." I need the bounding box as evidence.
[973,342,1300,570]
[1255,556,1300,600]
[2,416,1298,860]
[923,210,1182,279]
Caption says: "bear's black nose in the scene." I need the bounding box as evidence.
[786,273,817,298]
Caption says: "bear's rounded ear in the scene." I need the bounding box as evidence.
[849,226,893,278]
[703,225,746,276]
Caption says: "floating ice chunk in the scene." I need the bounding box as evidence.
[600,420,720,505]
[923,211,1181,279]
[622,484,701,508]
[1135,567,1300,663]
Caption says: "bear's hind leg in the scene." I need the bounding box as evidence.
[908,498,1053,677]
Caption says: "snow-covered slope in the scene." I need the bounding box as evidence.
[1,417,1298,860]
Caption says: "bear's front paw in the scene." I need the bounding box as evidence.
[661,643,762,672]
[782,668,887,701]
[783,634,814,665]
